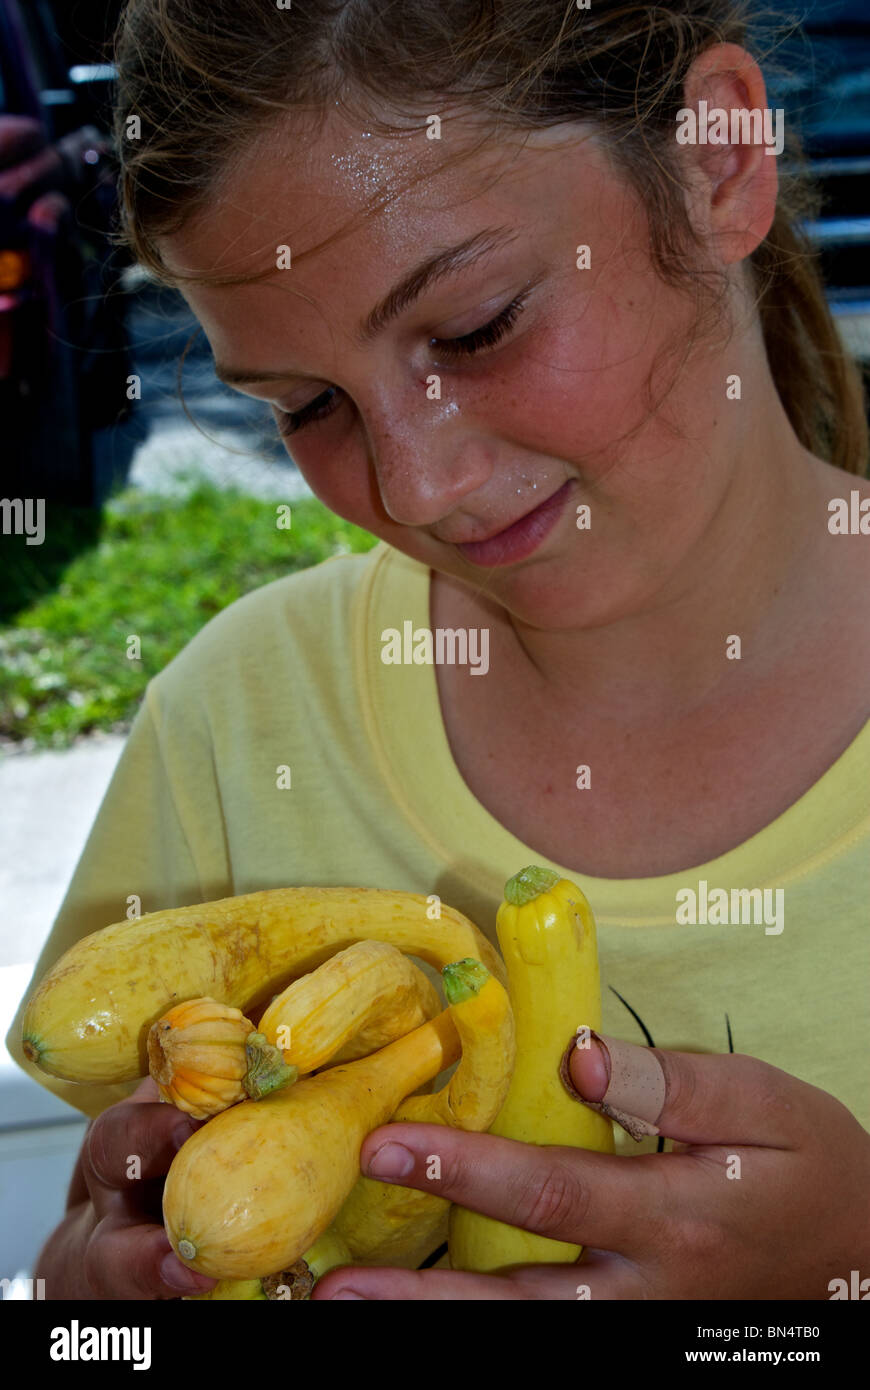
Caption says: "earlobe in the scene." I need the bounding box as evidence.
[678,42,779,265]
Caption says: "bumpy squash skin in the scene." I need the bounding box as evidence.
[21,886,503,1084]
[258,940,441,1073]
[449,869,615,1273]
[147,998,253,1118]
[147,1000,297,1118]
[164,1010,461,1279]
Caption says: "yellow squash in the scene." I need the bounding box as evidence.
[258,939,441,1072]
[330,957,515,1267]
[21,885,505,1084]
[164,1007,462,1279]
[186,1230,353,1300]
[449,866,614,1272]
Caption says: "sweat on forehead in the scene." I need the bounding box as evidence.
[161,108,595,282]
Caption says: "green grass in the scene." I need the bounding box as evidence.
[0,482,378,750]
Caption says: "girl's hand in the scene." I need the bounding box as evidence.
[35,1077,218,1300]
[312,1039,870,1300]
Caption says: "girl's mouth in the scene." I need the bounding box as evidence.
[454,479,574,568]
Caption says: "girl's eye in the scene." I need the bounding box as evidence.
[430,291,529,361]
[275,290,529,437]
[275,386,343,438]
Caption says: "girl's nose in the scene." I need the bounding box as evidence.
[364,389,493,528]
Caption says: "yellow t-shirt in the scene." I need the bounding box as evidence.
[6,541,870,1161]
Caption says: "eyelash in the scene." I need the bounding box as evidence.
[274,291,529,438]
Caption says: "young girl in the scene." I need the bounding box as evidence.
[8,0,870,1300]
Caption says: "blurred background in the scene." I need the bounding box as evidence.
[0,0,868,1292]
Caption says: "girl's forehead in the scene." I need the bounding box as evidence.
[162,109,603,280]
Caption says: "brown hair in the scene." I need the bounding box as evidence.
[111,0,868,475]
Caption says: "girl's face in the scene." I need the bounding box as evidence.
[161,110,751,631]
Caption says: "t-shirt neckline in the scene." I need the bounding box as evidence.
[356,542,870,925]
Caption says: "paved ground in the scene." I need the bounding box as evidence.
[0,737,124,1281]
[0,734,125,969]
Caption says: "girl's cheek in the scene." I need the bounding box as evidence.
[279,286,678,533]
[285,435,371,518]
[283,430,426,552]
[478,328,659,486]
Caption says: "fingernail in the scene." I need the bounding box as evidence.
[329,1288,367,1299]
[559,1028,665,1142]
[569,1035,611,1099]
[364,1141,414,1179]
[160,1251,214,1293]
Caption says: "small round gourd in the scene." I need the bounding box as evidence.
[147,997,296,1118]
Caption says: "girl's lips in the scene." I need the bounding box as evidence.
[455,479,574,567]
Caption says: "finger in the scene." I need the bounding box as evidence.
[572,1248,658,1299]
[82,1214,217,1301]
[502,1256,642,1300]
[313,1264,555,1301]
[84,1093,204,1208]
[360,1123,669,1257]
[566,1032,810,1148]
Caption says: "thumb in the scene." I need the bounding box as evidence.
[564,1029,804,1148]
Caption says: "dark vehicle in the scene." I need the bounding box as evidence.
[0,0,130,504]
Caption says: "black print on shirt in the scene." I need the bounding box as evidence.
[609,986,735,1154]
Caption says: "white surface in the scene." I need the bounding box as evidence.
[0,734,125,968]
[0,963,89,1286]
[0,738,125,1290]
[0,1118,88,1283]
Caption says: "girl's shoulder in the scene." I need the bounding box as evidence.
[170,544,388,671]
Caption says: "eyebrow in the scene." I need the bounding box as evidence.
[213,225,518,387]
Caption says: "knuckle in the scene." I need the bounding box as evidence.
[86,1104,143,1187]
[84,1217,167,1301]
[438,1141,476,1192]
[421,1126,487,1188]
[511,1159,586,1235]
[84,1113,114,1187]
[754,1076,808,1141]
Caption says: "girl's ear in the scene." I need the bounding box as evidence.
[677,41,779,268]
